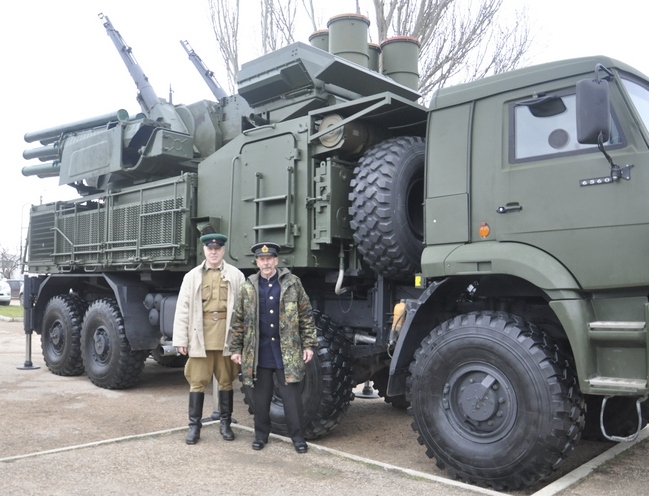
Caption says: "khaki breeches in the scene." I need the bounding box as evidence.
[184,350,238,392]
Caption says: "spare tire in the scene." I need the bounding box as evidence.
[349,136,425,279]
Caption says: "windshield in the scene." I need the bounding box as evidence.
[622,78,649,132]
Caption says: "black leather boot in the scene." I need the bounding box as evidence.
[186,392,204,445]
[210,382,220,420]
[219,389,235,441]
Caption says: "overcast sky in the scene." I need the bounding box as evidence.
[1,0,645,255]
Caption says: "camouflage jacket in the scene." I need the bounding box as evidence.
[229,268,317,387]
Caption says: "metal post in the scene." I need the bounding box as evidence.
[356,380,378,399]
[17,331,40,370]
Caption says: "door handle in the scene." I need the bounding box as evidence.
[497,203,523,214]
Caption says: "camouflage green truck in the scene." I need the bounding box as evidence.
[20,12,649,490]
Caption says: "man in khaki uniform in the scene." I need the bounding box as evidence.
[173,229,245,444]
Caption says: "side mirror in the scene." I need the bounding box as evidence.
[576,78,611,144]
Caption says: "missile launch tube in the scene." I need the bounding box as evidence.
[24,109,129,144]
[22,161,61,178]
[22,144,58,161]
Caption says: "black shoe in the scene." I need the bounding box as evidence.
[185,425,201,445]
[293,441,308,454]
[252,439,265,450]
[220,417,235,441]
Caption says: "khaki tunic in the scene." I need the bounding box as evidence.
[202,267,227,350]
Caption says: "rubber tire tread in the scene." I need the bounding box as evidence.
[407,311,585,490]
[41,294,87,376]
[81,298,147,389]
[348,136,425,279]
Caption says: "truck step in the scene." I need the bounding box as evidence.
[588,376,647,391]
[589,321,645,330]
[588,321,646,344]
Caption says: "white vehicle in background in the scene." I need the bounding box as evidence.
[0,279,11,305]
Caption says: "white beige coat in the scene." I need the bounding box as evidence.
[172,260,245,357]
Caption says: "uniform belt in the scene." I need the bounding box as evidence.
[203,311,227,321]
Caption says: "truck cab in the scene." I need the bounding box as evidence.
[416,56,649,397]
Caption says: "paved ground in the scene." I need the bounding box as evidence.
[2,313,649,496]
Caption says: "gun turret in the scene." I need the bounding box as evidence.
[99,13,188,134]
[181,40,228,100]
[20,14,218,193]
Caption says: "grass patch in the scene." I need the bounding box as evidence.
[0,305,24,319]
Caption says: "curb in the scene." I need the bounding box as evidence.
[0,315,23,322]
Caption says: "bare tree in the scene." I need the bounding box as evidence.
[261,0,298,54]
[207,0,240,93]
[0,246,21,279]
[371,0,531,97]
[300,0,321,33]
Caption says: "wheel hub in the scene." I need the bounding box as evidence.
[444,366,516,439]
[459,375,500,422]
[50,322,63,348]
[93,328,109,358]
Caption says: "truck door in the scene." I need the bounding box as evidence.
[485,79,649,291]
[230,130,300,258]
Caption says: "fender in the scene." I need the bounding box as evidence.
[423,241,581,297]
[386,279,449,397]
[387,241,583,397]
[25,273,158,351]
[102,273,159,350]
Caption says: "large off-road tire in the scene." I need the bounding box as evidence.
[407,311,585,490]
[80,298,147,389]
[150,348,188,368]
[582,395,649,441]
[41,294,87,376]
[243,311,355,439]
[371,367,410,410]
[348,136,425,280]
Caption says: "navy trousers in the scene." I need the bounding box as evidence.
[253,367,305,443]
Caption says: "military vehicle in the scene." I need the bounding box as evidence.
[20,11,649,490]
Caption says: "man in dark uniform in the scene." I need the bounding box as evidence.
[173,229,245,444]
[230,242,318,453]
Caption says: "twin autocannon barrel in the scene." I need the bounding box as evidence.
[21,12,221,182]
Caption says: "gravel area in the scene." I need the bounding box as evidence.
[2,318,648,496]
